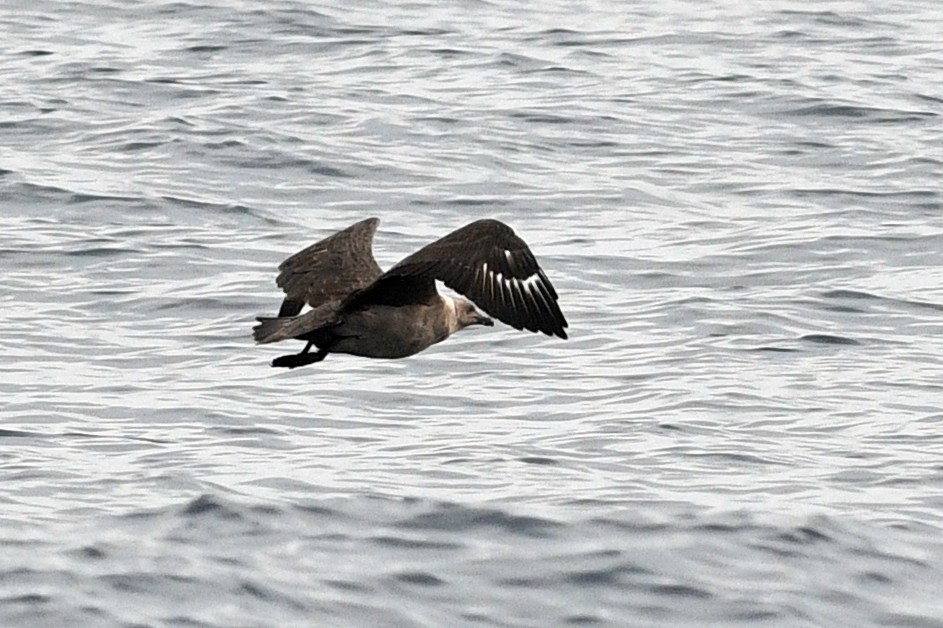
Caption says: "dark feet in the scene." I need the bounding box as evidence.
[272,350,328,369]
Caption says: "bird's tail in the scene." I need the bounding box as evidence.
[253,317,293,344]
[252,302,340,344]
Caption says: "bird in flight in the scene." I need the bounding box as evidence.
[253,218,568,368]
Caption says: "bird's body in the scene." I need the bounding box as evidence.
[253,218,567,368]
[332,300,452,358]
[301,298,460,359]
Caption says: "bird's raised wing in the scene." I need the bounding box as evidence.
[274,217,383,316]
[351,219,568,339]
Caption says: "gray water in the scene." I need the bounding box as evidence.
[3,1,943,626]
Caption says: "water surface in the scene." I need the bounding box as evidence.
[2,1,943,626]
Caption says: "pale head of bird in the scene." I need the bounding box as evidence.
[445,296,494,333]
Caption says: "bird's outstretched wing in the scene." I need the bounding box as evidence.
[349,219,568,339]
[274,217,383,317]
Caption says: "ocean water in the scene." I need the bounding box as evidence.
[2,1,943,626]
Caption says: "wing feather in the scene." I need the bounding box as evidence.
[358,219,568,338]
[274,218,383,316]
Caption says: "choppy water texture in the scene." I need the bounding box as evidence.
[3,1,943,626]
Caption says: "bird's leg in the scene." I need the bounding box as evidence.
[301,341,313,354]
[272,349,328,369]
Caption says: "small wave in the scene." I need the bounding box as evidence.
[392,571,446,586]
[562,563,650,586]
[179,494,246,519]
[800,333,861,346]
[822,289,943,314]
[776,9,899,29]
[785,102,936,123]
[396,501,562,537]
[519,456,559,466]
[821,289,879,300]
[184,44,228,53]
[68,192,144,205]
[160,195,263,217]
[369,535,463,550]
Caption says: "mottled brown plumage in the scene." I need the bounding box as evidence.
[274,217,382,317]
[253,218,568,368]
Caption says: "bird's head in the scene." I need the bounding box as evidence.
[446,296,494,333]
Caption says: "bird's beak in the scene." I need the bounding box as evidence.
[476,312,494,327]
